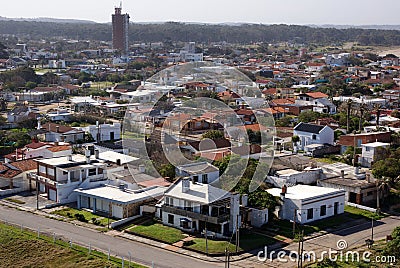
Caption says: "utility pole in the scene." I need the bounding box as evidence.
[371,217,374,241]
[235,214,240,253]
[205,221,208,255]
[36,176,39,210]
[297,229,304,268]
[292,209,296,237]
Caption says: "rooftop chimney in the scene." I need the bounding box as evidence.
[67,155,72,161]
[119,183,126,191]
[182,177,190,193]
[138,164,145,173]
[281,184,287,195]
[341,170,345,179]
[56,126,60,133]
[94,149,99,159]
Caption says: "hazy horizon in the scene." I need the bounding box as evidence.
[1,0,400,25]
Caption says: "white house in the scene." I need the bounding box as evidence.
[175,162,220,184]
[79,122,121,142]
[359,142,390,168]
[29,153,109,203]
[74,184,166,219]
[295,92,336,114]
[37,123,85,143]
[267,185,345,224]
[293,123,334,151]
[159,178,240,238]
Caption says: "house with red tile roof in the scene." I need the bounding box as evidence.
[0,159,37,196]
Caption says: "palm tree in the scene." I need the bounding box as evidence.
[373,103,383,130]
[358,102,368,132]
[342,99,354,133]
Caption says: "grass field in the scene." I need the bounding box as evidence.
[128,220,185,244]
[186,233,277,254]
[0,222,144,268]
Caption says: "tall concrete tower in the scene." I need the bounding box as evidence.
[112,3,130,55]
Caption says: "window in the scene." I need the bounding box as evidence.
[320,205,326,217]
[168,214,174,224]
[367,191,373,196]
[88,168,96,176]
[307,208,314,220]
[312,134,317,140]
[193,175,198,183]
[202,174,208,184]
[365,147,370,152]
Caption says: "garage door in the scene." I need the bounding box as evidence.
[112,205,123,219]
[49,189,57,201]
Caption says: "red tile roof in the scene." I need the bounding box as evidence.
[9,159,37,172]
[305,92,328,99]
[46,145,71,152]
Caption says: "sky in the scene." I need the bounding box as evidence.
[1,0,400,25]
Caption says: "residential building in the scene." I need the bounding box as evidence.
[267,185,345,224]
[338,132,391,154]
[175,162,220,184]
[7,105,39,123]
[28,153,109,203]
[319,163,384,206]
[0,159,37,196]
[74,184,166,219]
[112,5,130,54]
[36,122,85,143]
[295,92,336,114]
[79,122,121,142]
[293,123,334,151]
[159,178,240,238]
[358,142,390,168]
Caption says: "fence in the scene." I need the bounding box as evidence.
[0,219,155,268]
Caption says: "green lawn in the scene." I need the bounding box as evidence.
[186,233,277,254]
[0,222,145,268]
[344,206,386,220]
[4,198,26,204]
[51,207,114,227]
[128,220,185,244]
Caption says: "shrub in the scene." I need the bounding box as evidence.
[74,213,88,222]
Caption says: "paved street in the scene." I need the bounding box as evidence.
[0,203,398,268]
[0,205,223,268]
[237,215,400,267]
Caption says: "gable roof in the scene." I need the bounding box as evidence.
[304,92,328,99]
[294,122,325,134]
[9,159,37,172]
[188,138,231,152]
[41,123,79,134]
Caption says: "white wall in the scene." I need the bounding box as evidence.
[280,192,345,224]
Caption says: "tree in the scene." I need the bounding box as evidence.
[372,158,400,185]
[373,103,383,130]
[345,99,354,133]
[159,163,176,181]
[248,189,279,211]
[384,226,400,259]
[391,109,400,119]
[202,130,224,140]
[292,135,300,146]
[298,110,320,123]
[276,116,292,127]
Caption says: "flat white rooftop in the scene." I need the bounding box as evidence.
[362,142,390,148]
[74,185,166,204]
[267,185,344,201]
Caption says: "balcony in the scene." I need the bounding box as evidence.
[162,205,230,224]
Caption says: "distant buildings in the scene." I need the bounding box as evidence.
[112,5,130,55]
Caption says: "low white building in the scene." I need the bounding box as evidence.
[79,122,121,142]
[359,142,390,168]
[74,184,166,219]
[293,123,334,151]
[267,185,345,224]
